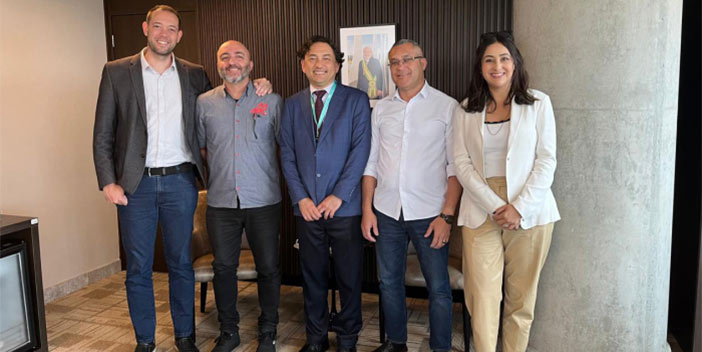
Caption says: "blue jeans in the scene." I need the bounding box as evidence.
[375,210,452,351]
[118,171,198,343]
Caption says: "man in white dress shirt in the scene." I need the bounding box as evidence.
[361,39,462,352]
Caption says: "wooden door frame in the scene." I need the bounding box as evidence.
[103,0,199,61]
[696,232,701,352]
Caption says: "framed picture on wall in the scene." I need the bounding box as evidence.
[339,24,396,107]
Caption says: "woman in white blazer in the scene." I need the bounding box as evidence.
[452,32,560,352]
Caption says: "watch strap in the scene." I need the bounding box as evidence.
[439,212,454,225]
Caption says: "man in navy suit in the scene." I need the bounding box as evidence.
[279,35,371,352]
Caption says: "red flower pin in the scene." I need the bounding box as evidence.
[250,102,268,116]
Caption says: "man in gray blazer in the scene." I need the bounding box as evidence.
[93,5,209,352]
[93,5,271,352]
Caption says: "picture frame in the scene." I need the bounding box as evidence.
[339,24,396,107]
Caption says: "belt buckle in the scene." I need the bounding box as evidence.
[147,167,161,177]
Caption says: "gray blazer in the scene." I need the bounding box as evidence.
[93,53,212,194]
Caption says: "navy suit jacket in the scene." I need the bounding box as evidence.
[280,82,371,217]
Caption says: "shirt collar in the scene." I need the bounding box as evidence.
[220,81,254,101]
[309,81,335,97]
[393,80,430,102]
[140,47,177,73]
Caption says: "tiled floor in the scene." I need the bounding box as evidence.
[46,272,468,351]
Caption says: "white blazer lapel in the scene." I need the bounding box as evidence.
[478,109,487,178]
[507,97,522,152]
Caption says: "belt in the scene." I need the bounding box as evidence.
[144,162,194,177]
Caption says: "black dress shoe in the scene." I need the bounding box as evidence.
[257,331,276,352]
[134,342,155,352]
[373,340,408,352]
[212,331,241,352]
[297,339,330,352]
[174,337,199,352]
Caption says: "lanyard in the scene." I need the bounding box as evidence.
[310,81,337,138]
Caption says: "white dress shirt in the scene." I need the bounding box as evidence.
[140,48,192,167]
[364,82,459,221]
[309,82,334,103]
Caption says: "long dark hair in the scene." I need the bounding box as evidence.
[464,31,535,113]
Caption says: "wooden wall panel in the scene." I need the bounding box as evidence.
[197,0,512,100]
[196,0,512,282]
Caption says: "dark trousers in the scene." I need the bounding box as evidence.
[206,203,282,335]
[296,215,363,349]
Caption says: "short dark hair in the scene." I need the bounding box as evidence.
[464,31,536,113]
[390,39,424,56]
[146,5,182,30]
[297,35,345,69]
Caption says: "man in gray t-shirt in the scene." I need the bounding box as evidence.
[196,40,282,352]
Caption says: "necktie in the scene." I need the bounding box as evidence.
[314,90,326,120]
[314,90,326,139]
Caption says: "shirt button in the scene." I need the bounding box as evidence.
[236,119,240,123]
[316,173,321,178]
[235,152,239,157]
[236,103,240,107]
[236,186,240,190]
[236,170,240,174]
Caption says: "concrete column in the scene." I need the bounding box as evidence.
[513,1,683,351]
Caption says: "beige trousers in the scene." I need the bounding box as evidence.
[462,177,553,352]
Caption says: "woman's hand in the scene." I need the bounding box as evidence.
[494,204,521,230]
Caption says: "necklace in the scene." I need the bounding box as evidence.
[485,109,511,136]
[485,120,509,136]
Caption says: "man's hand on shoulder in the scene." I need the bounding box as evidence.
[103,183,128,206]
[253,78,273,96]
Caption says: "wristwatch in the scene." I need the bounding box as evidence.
[439,213,454,225]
